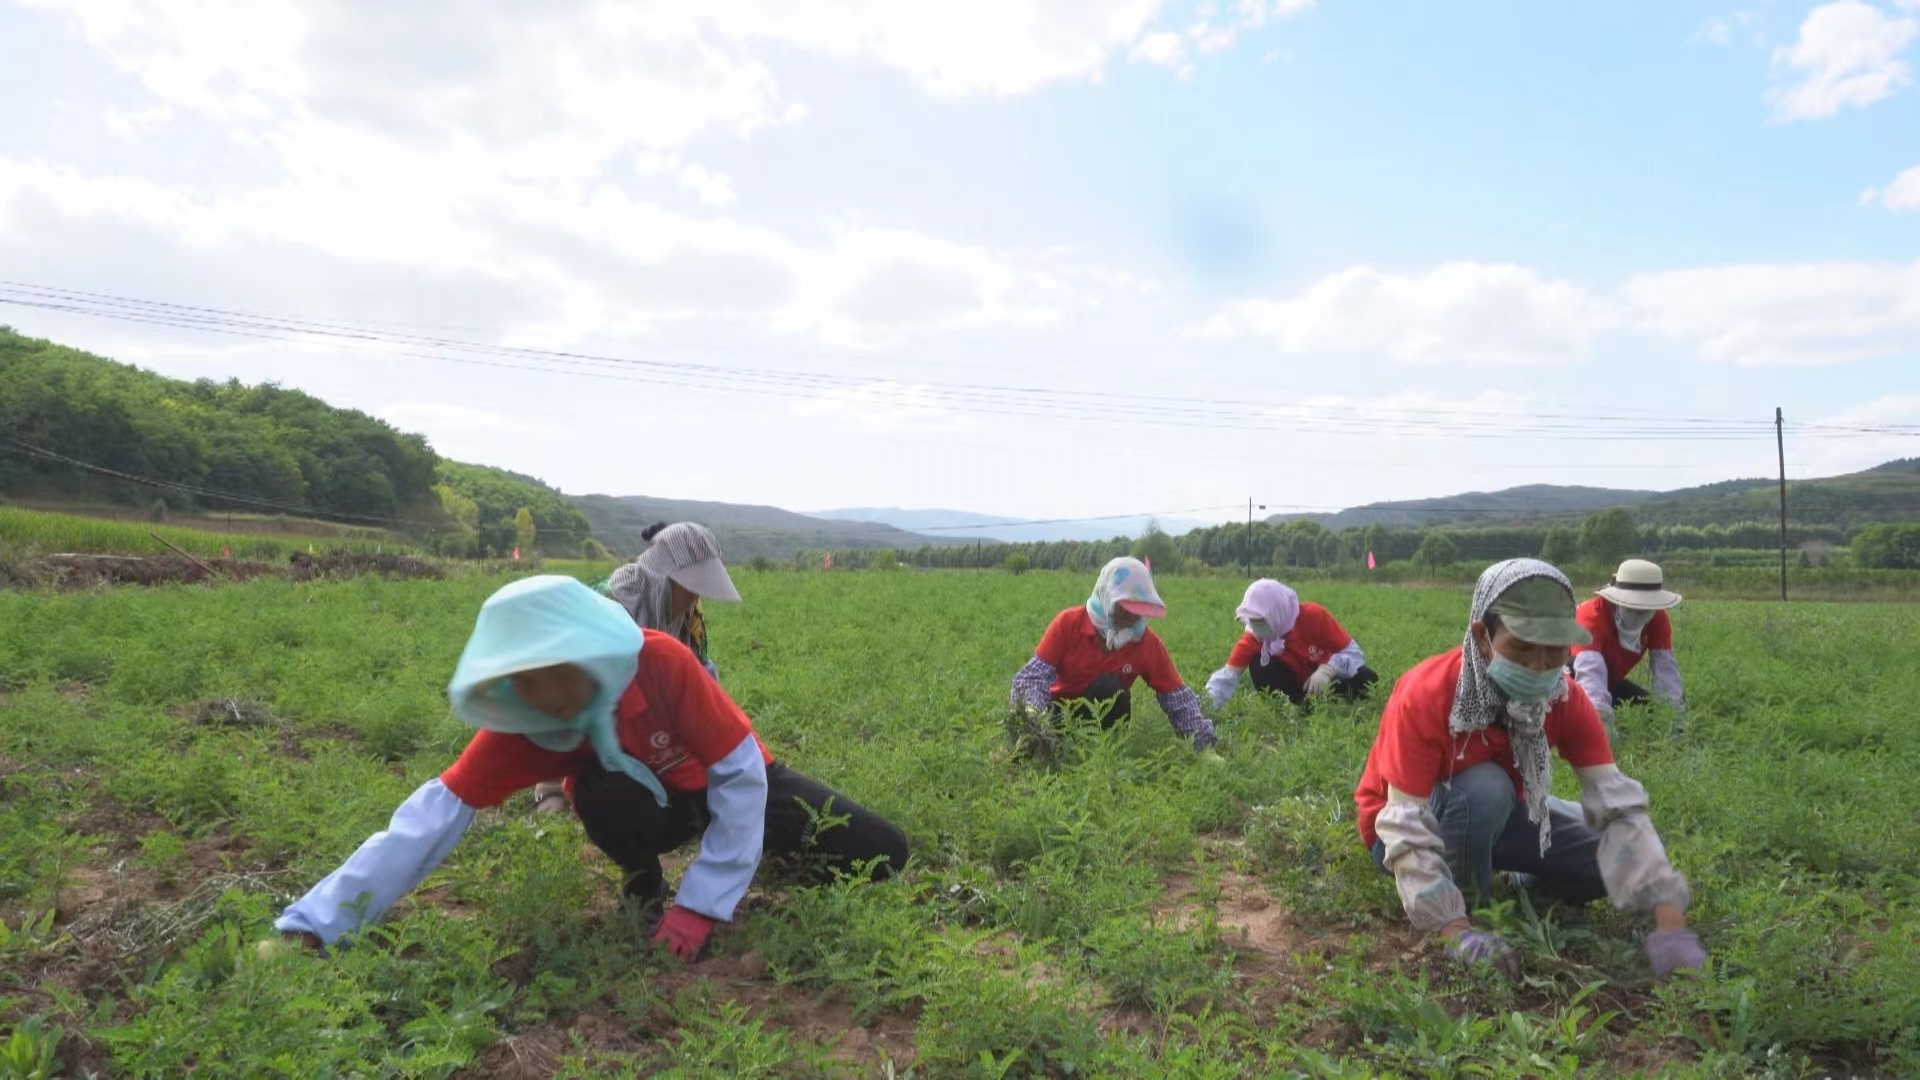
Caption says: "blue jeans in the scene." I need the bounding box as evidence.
[1370,761,1607,909]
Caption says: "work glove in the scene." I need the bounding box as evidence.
[1446,928,1521,979]
[651,906,717,963]
[1197,749,1227,768]
[1304,666,1337,697]
[1204,666,1241,711]
[1645,929,1707,980]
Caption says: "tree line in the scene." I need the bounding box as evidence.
[0,328,592,557]
[807,508,1916,574]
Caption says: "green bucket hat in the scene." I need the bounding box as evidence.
[1488,575,1592,648]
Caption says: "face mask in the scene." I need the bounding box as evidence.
[1247,619,1273,641]
[1487,655,1564,703]
[1615,608,1655,634]
[1106,621,1147,650]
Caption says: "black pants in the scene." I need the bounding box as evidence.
[1050,673,1132,729]
[1611,679,1650,707]
[571,758,910,902]
[1247,660,1380,706]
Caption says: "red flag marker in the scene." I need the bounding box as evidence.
[512,547,522,561]
[1367,551,1377,570]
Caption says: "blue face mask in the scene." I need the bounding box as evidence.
[1487,655,1563,703]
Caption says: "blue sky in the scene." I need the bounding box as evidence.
[1,0,1916,525]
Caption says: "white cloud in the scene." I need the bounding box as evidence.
[1125,0,1314,79]
[677,164,738,208]
[0,154,1065,348]
[6,2,1137,350]
[1196,257,1920,368]
[1623,261,1920,365]
[708,0,1168,97]
[1191,262,1616,364]
[1129,31,1193,79]
[1256,389,1539,442]
[102,105,176,140]
[1767,0,1919,121]
[1860,163,1920,209]
[1696,11,1762,47]
[1797,394,1920,475]
[788,381,973,434]
[380,402,544,438]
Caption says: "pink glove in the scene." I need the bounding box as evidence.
[651,906,717,962]
[1646,929,1707,980]
[1446,928,1521,980]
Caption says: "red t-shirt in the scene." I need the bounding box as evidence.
[1034,606,1184,697]
[1226,602,1354,682]
[1353,649,1613,847]
[440,629,774,809]
[1572,597,1672,683]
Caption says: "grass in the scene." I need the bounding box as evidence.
[0,569,1915,1076]
[0,505,415,561]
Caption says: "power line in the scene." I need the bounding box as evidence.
[11,279,1904,442]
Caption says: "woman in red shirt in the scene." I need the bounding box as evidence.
[270,576,908,963]
[1008,557,1217,752]
[1205,579,1378,709]
[1353,558,1704,981]
[1570,559,1685,735]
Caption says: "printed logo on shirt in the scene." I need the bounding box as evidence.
[650,731,672,749]
[1122,664,1134,675]
[1308,646,1327,662]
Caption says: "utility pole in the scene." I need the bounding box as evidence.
[1776,407,1789,602]
[1245,497,1253,578]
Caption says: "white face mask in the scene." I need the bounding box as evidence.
[1615,607,1655,634]
[1247,618,1274,641]
[1614,606,1655,649]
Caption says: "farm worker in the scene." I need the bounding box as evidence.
[271,576,908,963]
[1570,559,1684,734]
[1352,558,1704,980]
[1009,556,1218,753]
[529,522,740,814]
[1204,579,1380,709]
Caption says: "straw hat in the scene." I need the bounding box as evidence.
[1596,559,1681,611]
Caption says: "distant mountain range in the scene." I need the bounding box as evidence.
[1267,484,1668,529]
[808,507,1213,543]
[569,493,972,561]
[1265,460,1920,531]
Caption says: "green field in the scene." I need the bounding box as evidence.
[0,506,414,561]
[1,571,1915,1077]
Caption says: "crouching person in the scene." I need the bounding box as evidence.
[1352,559,1705,981]
[1206,579,1379,709]
[272,576,908,962]
[1008,556,1217,755]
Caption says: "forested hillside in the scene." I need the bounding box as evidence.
[0,329,591,557]
[0,328,436,521]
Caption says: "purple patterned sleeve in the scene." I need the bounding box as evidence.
[1011,656,1057,714]
[1156,686,1216,750]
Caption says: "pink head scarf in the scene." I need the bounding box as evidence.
[1234,579,1301,666]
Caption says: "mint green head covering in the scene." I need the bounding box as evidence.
[446,575,667,806]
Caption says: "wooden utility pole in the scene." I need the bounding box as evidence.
[1245,498,1253,578]
[1776,407,1788,602]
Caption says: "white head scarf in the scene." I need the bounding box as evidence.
[1451,558,1575,855]
[1085,556,1165,651]
[1234,579,1301,666]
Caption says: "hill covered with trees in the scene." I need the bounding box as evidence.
[0,328,590,557]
